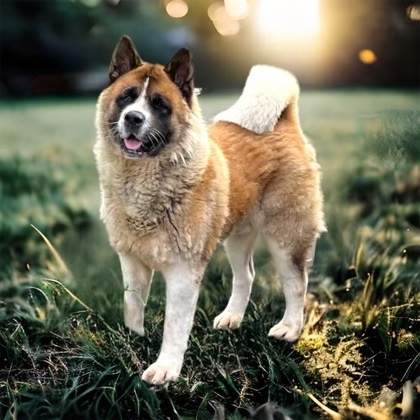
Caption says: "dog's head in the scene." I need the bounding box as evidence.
[98,36,196,159]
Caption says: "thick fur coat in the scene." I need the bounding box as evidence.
[94,36,325,385]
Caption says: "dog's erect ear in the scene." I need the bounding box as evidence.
[109,36,142,83]
[164,48,194,106]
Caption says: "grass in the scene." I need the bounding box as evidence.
[0,90,419,419]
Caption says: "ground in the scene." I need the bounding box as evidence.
[0,91,419,419]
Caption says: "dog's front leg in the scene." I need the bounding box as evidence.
[142,260,203,385]
[120,253,153,336]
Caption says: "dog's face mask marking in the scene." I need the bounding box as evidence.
[106,36,194,159]
[115,77,173,158]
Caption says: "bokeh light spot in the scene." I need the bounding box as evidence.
[407,5,420,21]
[225,0,249,20]
[166,0,188,19]
[208,2,224,21]
[209,4,241,36]
[359,49,377,65]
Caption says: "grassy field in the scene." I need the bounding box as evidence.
[0,91,419,419]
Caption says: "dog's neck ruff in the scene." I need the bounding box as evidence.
[214,65,299,135]
[94,107,210,237]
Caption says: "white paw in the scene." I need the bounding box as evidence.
[141,362,181,385]
[213,311,243,330]
[268,321,302,342]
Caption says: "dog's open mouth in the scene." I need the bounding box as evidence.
[124,136,142,151]
[121,135,155,156]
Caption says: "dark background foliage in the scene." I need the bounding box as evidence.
[0,0,419,96]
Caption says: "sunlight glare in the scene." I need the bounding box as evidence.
[256,0,320,37]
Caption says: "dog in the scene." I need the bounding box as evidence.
[94,36,325,385]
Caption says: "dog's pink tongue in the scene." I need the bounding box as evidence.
[124,137,142,150]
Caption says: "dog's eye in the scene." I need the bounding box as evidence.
[117,88,136,107]
[151,95,171,115]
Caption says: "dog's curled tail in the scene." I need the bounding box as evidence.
[214,65,300,135]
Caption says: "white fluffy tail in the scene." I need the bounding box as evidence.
[214,65,300,134]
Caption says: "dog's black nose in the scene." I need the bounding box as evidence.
[125,111,145,128]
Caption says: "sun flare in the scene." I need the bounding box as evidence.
[256,0,320,37]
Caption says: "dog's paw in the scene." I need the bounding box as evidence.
[213,311,243,330]
[268,321,302,342]
[141,362,181,385]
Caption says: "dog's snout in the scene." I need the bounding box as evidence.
[125,111,145,128]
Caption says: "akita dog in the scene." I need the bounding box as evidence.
[94,36,325,385]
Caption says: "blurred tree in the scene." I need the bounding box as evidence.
[0,0,188,95]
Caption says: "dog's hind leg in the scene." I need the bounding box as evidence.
[264,235,313,342]
[214,229,257,330]
[120,253,153,336]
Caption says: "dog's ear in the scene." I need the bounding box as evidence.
[109,36,142,83]
[165,48,194,106]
